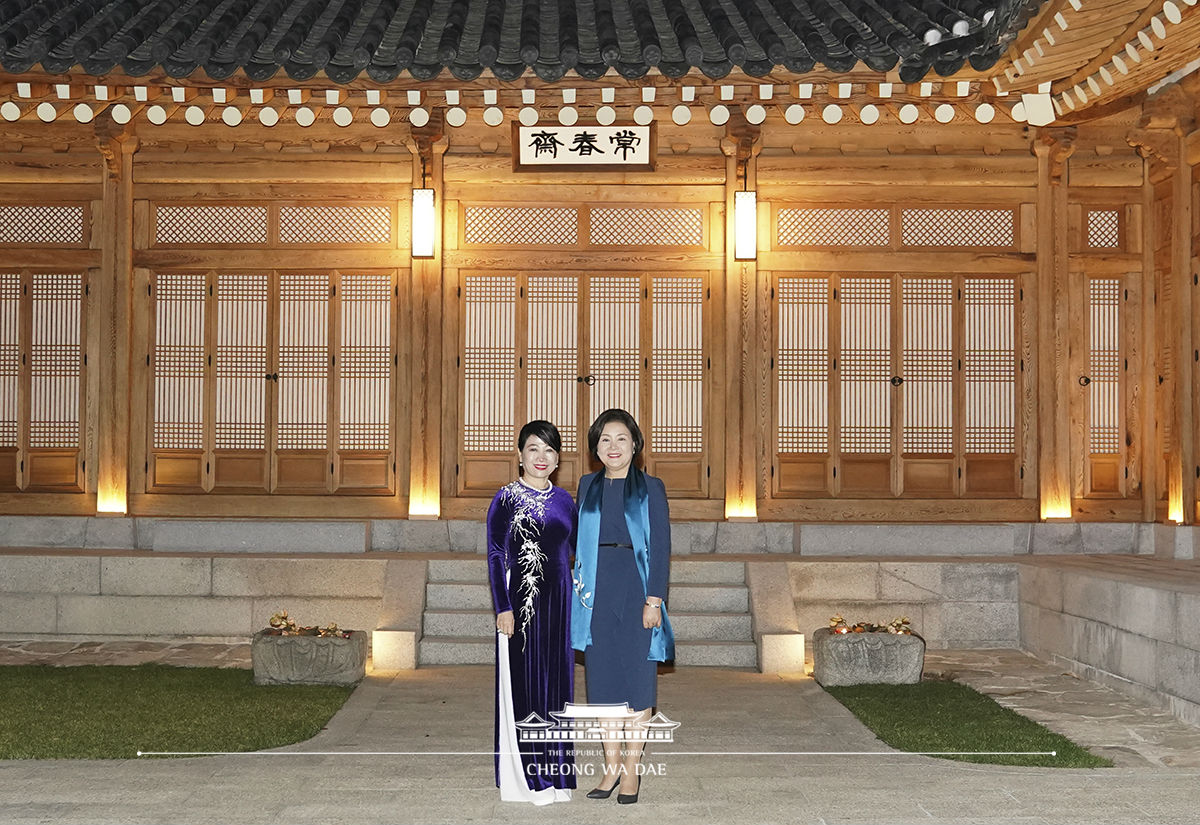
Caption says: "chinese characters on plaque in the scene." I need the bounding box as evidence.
[514,124,655,171]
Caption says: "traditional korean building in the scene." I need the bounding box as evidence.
[0,1,1198,721]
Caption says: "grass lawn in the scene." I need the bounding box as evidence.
[0,664,354,759]
[825,680,1112,768]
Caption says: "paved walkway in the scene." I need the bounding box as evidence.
[1,642,1199,824]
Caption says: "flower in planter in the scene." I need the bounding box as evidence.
[828,615,914,635]
[263,610,352,639]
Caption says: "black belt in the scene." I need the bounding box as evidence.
[598,542,633,548]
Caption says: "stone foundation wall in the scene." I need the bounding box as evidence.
[1019,563,1200,726]
[2,516,1195,558]
[786,560,1022,652]
[0,554,425,645]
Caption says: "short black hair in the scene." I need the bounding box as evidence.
[518,420,562,453]
[586,408,644,460]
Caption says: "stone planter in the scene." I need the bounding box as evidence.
[251,630,368,686]
[811,627,925,687]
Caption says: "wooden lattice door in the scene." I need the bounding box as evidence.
[1075,275,1130,497]
[148,269,396,494]
[457,270,710,497]
[773,274,1022,497]
[0,270,86,492]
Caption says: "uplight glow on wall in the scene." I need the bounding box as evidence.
[733,189,757,260]
[411,188,435,258]
[97,485,127,515]
[725,495,758,521]
[1040,497,1071,520]
[408,486,440,519]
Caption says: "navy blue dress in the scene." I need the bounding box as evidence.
[580,473,670,711]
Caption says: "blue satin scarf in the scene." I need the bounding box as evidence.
[571,466,674,661]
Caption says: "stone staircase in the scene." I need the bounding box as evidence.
[418,557,757,668]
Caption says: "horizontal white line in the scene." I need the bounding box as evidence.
[137,750,1058,757]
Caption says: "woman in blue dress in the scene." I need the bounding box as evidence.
[571,408,674,805]
[487,420,577,805]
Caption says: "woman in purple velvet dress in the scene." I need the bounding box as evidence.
[487,420,577,805]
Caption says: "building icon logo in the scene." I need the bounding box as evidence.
[516,702,680,743]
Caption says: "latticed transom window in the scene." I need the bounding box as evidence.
[1086,209,1121,249]
[279,206,393,245]
[901,208,1015,247]
[156,205,269,245]
[777,208,890,247]
[463,207,579,246]
[589,207,704,246]
[0,206,87,246]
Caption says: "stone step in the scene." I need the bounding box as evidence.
[418,635,494,665]
[426,581,493,610]
[423,608,495,638]
[673,640,758,668]
[427,558,487,582]
[670,560,746,585]
[669,611,753,642]
[666,583,749,613]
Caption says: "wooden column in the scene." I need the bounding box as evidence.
[1189,85,1200,525]
[1129,87,1196,523]
[93,118,136,514]
[407,120,447,517]
[721,117,761,519]
[1033,129,1075,518]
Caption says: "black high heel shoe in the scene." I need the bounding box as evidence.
[617,775,641,805]
[586,780,618,800]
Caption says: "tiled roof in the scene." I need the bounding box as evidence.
[0,0,1041,85]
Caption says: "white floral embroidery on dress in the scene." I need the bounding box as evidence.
[502,480,552,651]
